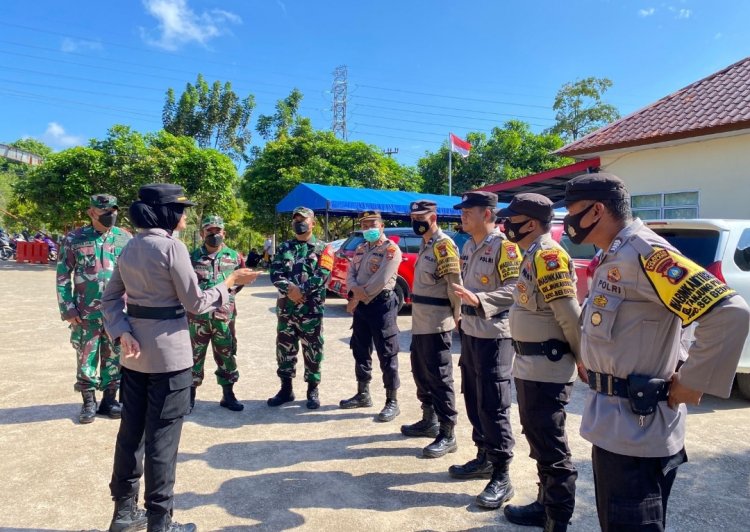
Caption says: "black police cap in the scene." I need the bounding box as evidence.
[138,184,196,206]
[453,191,498,210]
[497,193,554,222]
[565,173,629,204]
[410,200,437,215]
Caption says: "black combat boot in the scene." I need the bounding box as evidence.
[98,388,122,419]
[187,387,196,414]
[476,462,515,509]
[339,381,372,409]
[108,495,147,532]
[79,390,97,424]
[306,382,320,410]
[376,388,400,422]
[400,403,439,438]
[544,518,568,532]
[449,448,494,479]
[504,481,546,526]
[267,377,295,407]
[220,383,244,411]
[146,513,196,532]
[423,422,458,458]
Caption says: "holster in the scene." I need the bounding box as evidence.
[626,374,670,416]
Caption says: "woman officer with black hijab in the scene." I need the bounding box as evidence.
[102,184,259,532]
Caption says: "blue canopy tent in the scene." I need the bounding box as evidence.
[276,183,464,220]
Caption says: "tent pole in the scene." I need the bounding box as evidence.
[325,208,330,241]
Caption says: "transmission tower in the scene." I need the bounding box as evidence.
[332,65,348,140]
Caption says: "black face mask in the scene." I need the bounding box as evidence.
[98,211,117,228]
[292,221,310,235]
[504,220,532,243]
[412,220,430,236]
[564,203,598,244]
[204,234,224,248]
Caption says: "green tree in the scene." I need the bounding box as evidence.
[241,127,422,235]
[256,88,311,141]
[163,74,256,162]
[549,77,620,141]
[14,126,240,235]
[1,138,54,230]
[419,121,571,195]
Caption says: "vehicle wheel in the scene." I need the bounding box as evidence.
[48,251,58,262]
[394,281,406,313]
[0,247,11,261]
[736,374,750,401]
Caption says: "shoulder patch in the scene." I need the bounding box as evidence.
[533,248,576,303]
[434,239,460,277]
[318,245,335,271]
[497,241,521,282]
[640,246,735,325]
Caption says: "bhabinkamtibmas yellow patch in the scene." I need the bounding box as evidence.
[640,247,735,326]
[534,248,575,302]
[497,241,521,282]
[435,239,460,277]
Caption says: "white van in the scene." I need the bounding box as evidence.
[646,219,750,400]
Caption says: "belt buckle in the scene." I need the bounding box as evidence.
[607,374,614,396]
[595,373,602,393]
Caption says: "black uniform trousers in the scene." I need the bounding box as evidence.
[410,331,458,425]
[592,445,687,532]
[459,334,515,464]
[110,366,192,517]
[350,291,400,390]
[515,378,577,522]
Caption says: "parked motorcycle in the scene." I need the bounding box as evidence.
[34,232,59,262]
[0,229,13,261]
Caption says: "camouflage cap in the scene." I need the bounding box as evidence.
[201,214,224,229]
[90,194,118,209]
[292,206,315,218]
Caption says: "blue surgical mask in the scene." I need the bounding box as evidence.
[363,228,381,243]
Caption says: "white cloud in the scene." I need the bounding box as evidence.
[140,0,242,51]
[638,7,656,17]
[41,122,83,149]
[61,38,103,54]
[677,8,692,19]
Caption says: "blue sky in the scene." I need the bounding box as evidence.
[0,0,748,167]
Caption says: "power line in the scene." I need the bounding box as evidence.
[353,111,549,130]
[355,83,552,108]
[352,103,554,123]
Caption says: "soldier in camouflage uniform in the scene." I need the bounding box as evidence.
[56,194,131,424]
[268,206,334,410]
[188,215,246,413]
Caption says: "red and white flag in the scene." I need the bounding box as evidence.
[449,133,471,158]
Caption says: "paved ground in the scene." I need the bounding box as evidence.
[1,261,750,531]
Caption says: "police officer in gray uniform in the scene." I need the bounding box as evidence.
[564,173,750,532]
[400,200,462,458]
[102,184,258,532]
[498,194,585,532]
[450,191,523,509]
[340,210,403,422]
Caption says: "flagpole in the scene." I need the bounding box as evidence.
[448,134,453,196]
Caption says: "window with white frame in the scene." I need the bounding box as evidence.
[631,191,699,220]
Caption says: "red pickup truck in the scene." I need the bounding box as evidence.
[327,224,596,310]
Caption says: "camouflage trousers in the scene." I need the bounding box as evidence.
[276,312,324,384]
[70,318,121,392]
[189,315,239,387]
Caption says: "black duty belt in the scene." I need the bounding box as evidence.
[513,339,571,362]
[127,304,185,320]
[412,294,450,306]
[361,289,393,305]
[587,370,670,401]
[461,305,508,320]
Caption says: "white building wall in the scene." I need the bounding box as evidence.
[599,133,750,220]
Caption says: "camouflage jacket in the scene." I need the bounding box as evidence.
[270,236,334,316]
[56,225,132,321]
[189,244,245,321]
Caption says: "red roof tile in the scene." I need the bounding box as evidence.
[557,56,750,157]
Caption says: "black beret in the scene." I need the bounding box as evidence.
[565,173,629,203]
[453,191,498,210]
[138,184,196,206]
[497,193,554,222]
